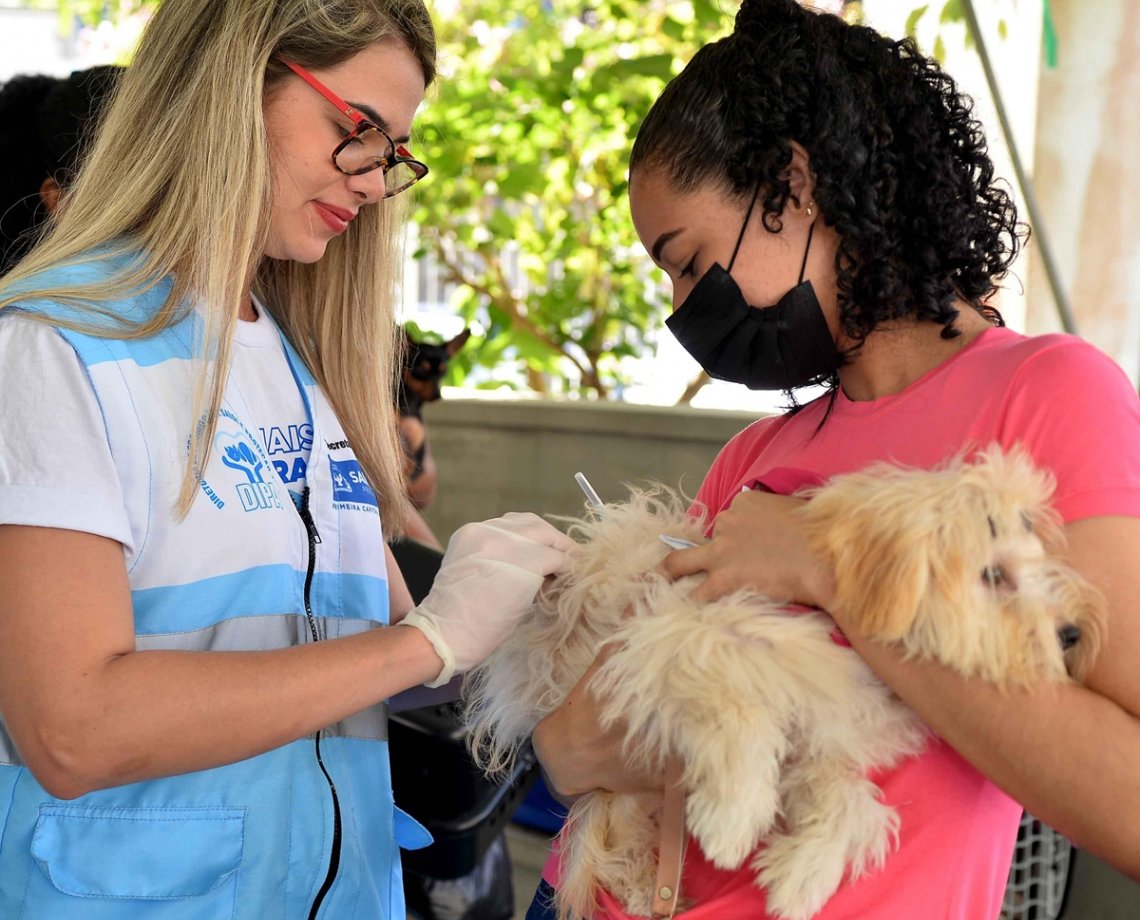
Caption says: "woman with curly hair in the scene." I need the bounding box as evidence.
[526,0,1140,917]
[0,0,572,917]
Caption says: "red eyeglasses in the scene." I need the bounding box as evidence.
[281,60,428,197]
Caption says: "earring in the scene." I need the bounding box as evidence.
[805,201,815,218]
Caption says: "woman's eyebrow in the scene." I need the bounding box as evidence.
[348,100,411,144]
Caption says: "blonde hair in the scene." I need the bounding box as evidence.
[0,0,436,535]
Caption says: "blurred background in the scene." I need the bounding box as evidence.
[3,0,1137,412]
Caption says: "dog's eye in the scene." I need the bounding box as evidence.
[1020,511,1033,532]
[982,565,1006,587]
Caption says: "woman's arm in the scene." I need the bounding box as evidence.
[402,505,444,550]
[0,509,570,799]
[665,497,1140,880]
[532,643,668,799]
[386,540,416,621]
[0,524,444,799]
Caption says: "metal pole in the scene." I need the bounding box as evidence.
[960,0,1079,335]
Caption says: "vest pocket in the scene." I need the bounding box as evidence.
[29,804,244,915]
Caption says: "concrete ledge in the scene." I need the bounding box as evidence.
[426,397,761,442]
[421,399,761,541]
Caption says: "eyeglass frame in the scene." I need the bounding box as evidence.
[279,59,428,197]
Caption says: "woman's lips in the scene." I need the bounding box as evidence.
[313,201,354,234]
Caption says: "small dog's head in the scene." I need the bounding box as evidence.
[804,446,1105,686]
[399,327,471,416]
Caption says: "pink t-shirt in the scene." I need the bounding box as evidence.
[543,327,1140,919]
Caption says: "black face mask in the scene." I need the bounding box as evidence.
[665,188,839,391]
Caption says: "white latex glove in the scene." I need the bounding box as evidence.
[402,512,573,687]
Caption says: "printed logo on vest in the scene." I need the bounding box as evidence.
[330,457,378,514]
[261,423,313,487]
[211,411,285,513]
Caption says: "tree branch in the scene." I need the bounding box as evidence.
[429,237,603,394]
[676,369,709,406]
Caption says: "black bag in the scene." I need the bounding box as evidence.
[388,538,539,920]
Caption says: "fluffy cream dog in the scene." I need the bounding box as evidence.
[463,447,1104,920]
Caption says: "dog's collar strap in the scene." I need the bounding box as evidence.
[652,761,687,919]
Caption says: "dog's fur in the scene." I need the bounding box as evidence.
[463,447,1105,920]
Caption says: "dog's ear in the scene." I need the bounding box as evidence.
[829,521,930,641]
[445,327,472,357]
[802,472,939,642]
[400,327,419,371]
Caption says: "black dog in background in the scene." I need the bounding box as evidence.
[396,326,471,546]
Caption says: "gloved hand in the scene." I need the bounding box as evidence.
[402,512,574,687]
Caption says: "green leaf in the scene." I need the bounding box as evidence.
[591,54,675,91]
[939,0,964,24]
[497,163,545,198]
[662,17,685,42]
[905,4,930,38]
[1042,0,1059,68]
[693,0,721,29]
[557,45,585,76]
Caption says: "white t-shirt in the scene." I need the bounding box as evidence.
[0,300,311,539]
[0,313,130,543]
[229,300,311,509]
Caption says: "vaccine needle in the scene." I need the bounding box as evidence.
[574,471,606,514]
[576,472,696,549]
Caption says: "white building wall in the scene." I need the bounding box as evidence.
[1028,0,1140,385]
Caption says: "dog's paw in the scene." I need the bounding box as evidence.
[844,795,900,880]
[752,837,846,920]
[684,768,781,870]
[687,794,770,870]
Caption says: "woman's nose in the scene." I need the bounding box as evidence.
[346,166,388,203]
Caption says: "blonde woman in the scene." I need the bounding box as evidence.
[0,1,571,917]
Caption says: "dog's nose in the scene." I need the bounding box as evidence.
[1058,624,1081,650]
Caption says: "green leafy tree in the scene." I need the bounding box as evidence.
[412,0,735,398]
[16,0,1013,400]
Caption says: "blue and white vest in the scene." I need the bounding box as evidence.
[0,254,430,919]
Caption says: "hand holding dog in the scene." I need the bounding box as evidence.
[662,490,838,614]
[538,492,840,802]
[533,643,672,799]
[402,512,574,687]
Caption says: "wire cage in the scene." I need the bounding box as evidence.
[1001,812,1074,920]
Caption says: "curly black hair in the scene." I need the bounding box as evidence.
[0,65,122,275]
[630,0,1023,353]
[0,74,58,276]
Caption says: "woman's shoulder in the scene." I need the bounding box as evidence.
[968,328,1138,426]
[696,413,792,511]
[975,326,1125,385]
[2,243,174,330]
[713,412,790,466]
